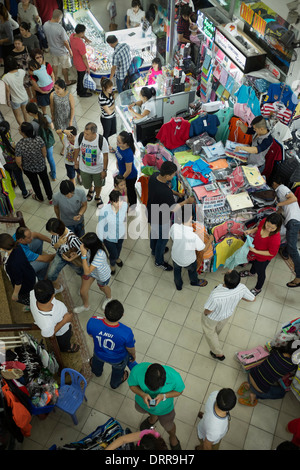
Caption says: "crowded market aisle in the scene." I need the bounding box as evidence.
[1,88,300,450]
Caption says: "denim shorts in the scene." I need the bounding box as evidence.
[82,274,110,287]
[11,99,28,110]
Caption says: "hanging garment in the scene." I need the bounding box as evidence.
[224,235,254,269]
[1,381,32,437]
[234,85,261,116]
[189,114,220,138]
[233,103,256,126]
[262,138,284,182]
[264,83,298,113]
[228,117,253,145]
[138,175,149,206]
[212,220,245,243]
[156,118,191,150]
[213,236,245,271]
[261,102,293,125]
[192,222,213,273]
[214,107,234,144]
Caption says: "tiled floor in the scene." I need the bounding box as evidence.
[1,90,300,451]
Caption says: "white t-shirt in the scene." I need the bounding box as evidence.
[2,70,27,104]
[74,134,109,174]
[127,8,145,27]
[204,283,255,321]
[275,184,300,224]
[29,291,70,337]
[135,97,157,123]
[170,223,205,267]
[197,391,230,445]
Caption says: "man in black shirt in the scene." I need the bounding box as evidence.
[147,161,195,271]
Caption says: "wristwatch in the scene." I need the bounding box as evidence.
[163,393,167,401]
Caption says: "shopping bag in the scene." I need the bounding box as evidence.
[83,73,96,91]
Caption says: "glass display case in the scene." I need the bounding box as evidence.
[64,9,157,91]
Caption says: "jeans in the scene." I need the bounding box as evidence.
[284,219,300,278]
[116,77,124,94]
[173,260,199,289]
[4,162,28,196]
[150,224,169,266]
[91,353,129,389]
[250,259,270,290]
[46,146,56,180]
[66,222,85,239]
[47,252,83,281]
[247,374,285,400]
[104,239,124,267]
[28,238,49,280]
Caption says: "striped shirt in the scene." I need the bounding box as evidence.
[204,283,255,321]
[51,229,82,256]
[250,350,296,393]
[90,249,111,283]
[98,90,115,119]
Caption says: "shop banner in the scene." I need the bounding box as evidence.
[238,1,293,72]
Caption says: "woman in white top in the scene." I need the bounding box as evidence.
[128,86,157,122]
[2,56,29,125]
[126,0,145,28]
[75,232,112,313]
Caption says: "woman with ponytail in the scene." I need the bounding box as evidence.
[116,131,137,207]
[128,86,157,122]
[99,77,116,153]
[26,101,56,181]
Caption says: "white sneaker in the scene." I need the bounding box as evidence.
[54,285,64,294]
[74,305,90,314]
[101,297,112,310]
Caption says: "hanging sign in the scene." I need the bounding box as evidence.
[197,11,216,41]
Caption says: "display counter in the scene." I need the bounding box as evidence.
[64,9,157,91]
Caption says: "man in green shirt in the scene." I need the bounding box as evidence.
[128,362,185,450]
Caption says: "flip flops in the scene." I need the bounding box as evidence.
[140,415,159,431]
[237,382,249,396]
[287,279,300,288]
[238,397,258,407]
[240,270,254,278]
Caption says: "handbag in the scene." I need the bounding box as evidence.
[36,23,48,50]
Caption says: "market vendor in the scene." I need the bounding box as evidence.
[177,4,192,44]
[126,0,145,28]
[128,86,157,122]
[235,116,273,171]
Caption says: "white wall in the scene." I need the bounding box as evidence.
[89,0,148,32]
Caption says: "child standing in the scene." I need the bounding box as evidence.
[56,127,82,186]
[114,174,127,200]
[75,232,112,313]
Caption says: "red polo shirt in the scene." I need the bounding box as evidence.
[69,33,87,72]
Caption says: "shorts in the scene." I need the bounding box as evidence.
[10,99,28,109]
[50,53,72,69]
[82,274,110,287]
[36,90,52,107]
[65,163,76,179]
[80,170,106,189]
[134,401,176,433]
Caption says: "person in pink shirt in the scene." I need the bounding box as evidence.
[146,57,162,86]
[69,23,92,98]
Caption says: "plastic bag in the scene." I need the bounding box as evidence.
[83,73,96,91]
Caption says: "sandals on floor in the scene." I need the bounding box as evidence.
[238,397,258,407]
[66,343,80,353]
[240,270,254,278]
[87,189,95,202]
[95,196,103,208]
[237,382,249,396]
[287,279,300,288]
[32,194,43,202]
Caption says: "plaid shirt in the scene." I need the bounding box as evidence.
[112,43,131,80]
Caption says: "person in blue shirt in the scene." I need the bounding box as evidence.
[115,131,138,208]
[13,226,55,280]
[97,189,128,275]
[87,299,136,389]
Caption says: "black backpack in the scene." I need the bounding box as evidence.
[78,132,103,150]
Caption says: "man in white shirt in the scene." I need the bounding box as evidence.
[169,206,207,290]
[73,122,109,208]
[196,389,236,450]
[202,270,255,361]
[272,175,300,288]
[30,279,79,353]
